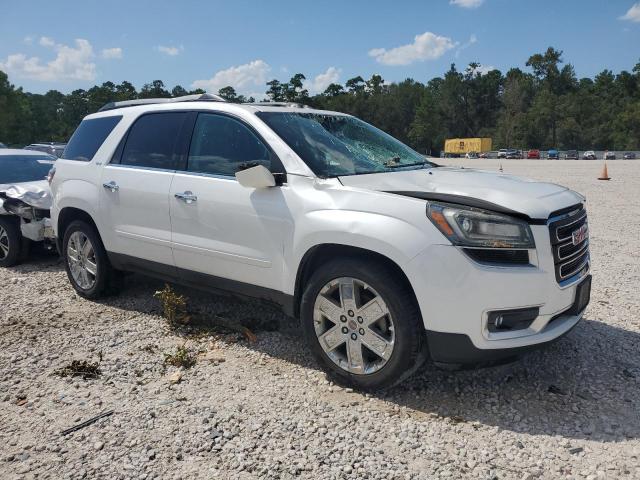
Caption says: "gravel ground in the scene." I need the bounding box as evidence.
[1,159,639,480]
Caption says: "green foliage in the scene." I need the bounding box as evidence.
[1,47,639,152]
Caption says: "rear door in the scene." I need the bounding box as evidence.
[99,111,191,273]
[169,111,291,292]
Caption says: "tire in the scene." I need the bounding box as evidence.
[301,258,428,391]
[0,216,24,267]
[62,220,121,299]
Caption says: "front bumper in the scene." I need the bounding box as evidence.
[405,224,590,361]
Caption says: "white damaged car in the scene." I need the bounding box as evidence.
[0,149,56,267]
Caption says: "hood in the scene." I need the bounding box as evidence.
[0,180,52,213]
[338,167,584,220]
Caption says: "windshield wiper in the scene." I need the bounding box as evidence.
[384,160,430,169]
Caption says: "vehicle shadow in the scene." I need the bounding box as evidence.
[95,274,640,443]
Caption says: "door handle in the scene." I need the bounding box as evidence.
[174,191,197,204]
[102,181,119,192]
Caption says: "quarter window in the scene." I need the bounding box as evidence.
[119,112,188,170]
[63,116,122,161]
[187,113,273,176]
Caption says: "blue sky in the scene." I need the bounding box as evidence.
[1,0,639,97]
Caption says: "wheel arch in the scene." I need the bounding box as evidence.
[56,207,100,253]
[292,243,418,319]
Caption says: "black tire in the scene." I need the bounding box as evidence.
[62,220,121,299]
[0,216,25,267]
[301,258,428,391]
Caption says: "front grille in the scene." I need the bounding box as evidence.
[548,204,590,284]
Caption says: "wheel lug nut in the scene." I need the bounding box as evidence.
[341,327,348,334]
[348,310,354,317]
[357,316,363,324]
[340,315,347,322]
[350,333,357,340]
[359,328,365,335]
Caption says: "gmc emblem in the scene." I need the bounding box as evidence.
[572,223,589,246]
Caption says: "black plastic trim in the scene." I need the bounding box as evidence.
[383,191,546,224]
[107,252,295,316]
[426,320,579,367]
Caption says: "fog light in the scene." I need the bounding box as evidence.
[487,307,539,332]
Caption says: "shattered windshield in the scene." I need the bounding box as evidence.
[256,112,436,177]
[0,155,55,184]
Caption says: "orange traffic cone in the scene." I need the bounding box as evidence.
[598,161,611,181]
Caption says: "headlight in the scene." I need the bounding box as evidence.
[427,201,535,248]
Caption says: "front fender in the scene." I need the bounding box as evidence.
[285,209,433,294]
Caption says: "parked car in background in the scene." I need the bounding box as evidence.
[465,151,479,159]
[565,150,579,160]
[547,149,559,160]
[51,94,591,389]
[604,151,616,160]
[583,151,596,160]
[24,142,66,158]
[478,152,488,158]
[527,149,540,159]
[0,142,7,148]
[623,152,637,159]
[505,149,521,159]
[497,149,508,158]
[0,149,56,267]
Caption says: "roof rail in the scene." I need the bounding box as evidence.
[244,102,310,109]
[98,93,227,112]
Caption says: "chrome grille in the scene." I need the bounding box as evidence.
[548,204,590,284]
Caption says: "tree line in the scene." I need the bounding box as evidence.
[1,47,639,153]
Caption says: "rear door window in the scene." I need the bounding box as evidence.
[118,112,189,170]
[63,116,122,161]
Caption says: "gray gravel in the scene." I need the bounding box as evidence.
[1,159,639,479]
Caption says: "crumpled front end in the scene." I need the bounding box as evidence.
[0,181,55,242]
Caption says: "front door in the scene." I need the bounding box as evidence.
[169,112,291,292]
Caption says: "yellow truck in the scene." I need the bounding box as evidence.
[444,138,492,157]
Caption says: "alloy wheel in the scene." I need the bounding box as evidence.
[313,277,395,375]
[0,225,8,260]
[67,231,97,290]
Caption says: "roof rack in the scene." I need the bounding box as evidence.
[244,102,310,109]
[98,93,227,112]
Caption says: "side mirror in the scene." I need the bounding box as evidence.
[235,164,276,189]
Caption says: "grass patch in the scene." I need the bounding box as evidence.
[164,344,197,369]
[55,355,102,380]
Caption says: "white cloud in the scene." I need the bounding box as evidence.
[369,32,457,66]
[0,37,96,81]
[304,67,341,94]
[156,45,183,56]
[23,36,33,45]
[455,34,478,57]
[467,64,496,75]
[101,47,122,59]
[39,36,55,48]
[191,60,271,95]
[450,0,484,8]
[620,2,640,22]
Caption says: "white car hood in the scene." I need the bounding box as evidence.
[0,180,52,213]
[338,167,584,220]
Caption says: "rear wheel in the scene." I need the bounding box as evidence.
[301,258,427,390]
[0,217,25,267]
[62,220,120,298]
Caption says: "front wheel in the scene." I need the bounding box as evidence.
[0,217,27,267]
[301,258,427,390]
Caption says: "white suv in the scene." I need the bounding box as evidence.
[51,94,591,389]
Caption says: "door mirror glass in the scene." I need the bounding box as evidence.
[235,164,276,189]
